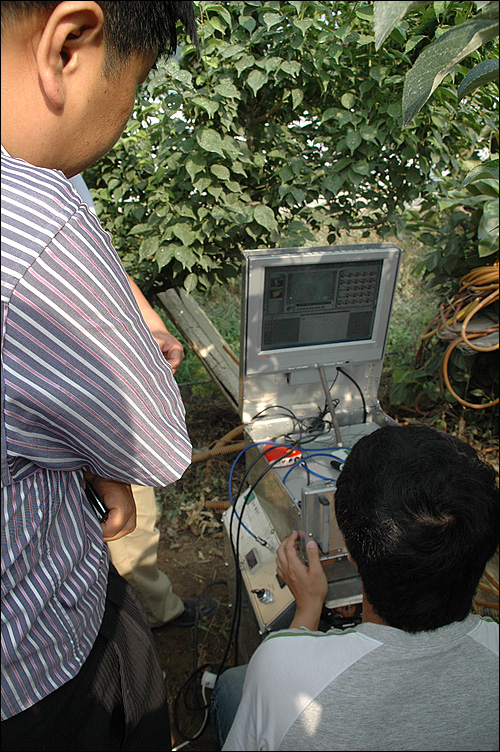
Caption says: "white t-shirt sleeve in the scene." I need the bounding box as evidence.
[222,628,380,751]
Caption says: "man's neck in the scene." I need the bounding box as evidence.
[361,598,389,626]
[360,584,389,626]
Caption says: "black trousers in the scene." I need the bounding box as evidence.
[2,565,171,751]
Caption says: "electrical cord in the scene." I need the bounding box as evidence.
[172,683,210,751]
[228,442,306,664]
[416,264,499,410]
[337,367,367,422]
[171,580,227,746]
[193,403,352,693]
[226,433,350,664]
[281,450,348,485]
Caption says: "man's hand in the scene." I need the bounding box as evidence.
[276,530,328,630]
[126,274,185,373]
[149,327,184,373]
[83,473,136,542]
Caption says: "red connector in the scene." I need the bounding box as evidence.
[263,444,302,468]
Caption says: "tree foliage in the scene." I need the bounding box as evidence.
[373,0,498,418]
[373,0,498,290]
[83,0,496,298]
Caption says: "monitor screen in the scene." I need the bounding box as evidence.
[242,244,401,376]
[262,260,383,351]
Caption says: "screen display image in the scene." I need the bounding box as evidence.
[262,260,383,351]
[242,244,401,375]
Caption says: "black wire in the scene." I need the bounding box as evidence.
[337,367,367,423]
[251,404,307,444]
[228,444,301,665]
[172,579,227,743]
[226,399,341,665]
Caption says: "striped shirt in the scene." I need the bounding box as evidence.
[1,150,192,720]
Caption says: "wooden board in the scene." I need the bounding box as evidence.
[156,288,240,412]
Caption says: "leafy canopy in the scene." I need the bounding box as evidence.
[83,1,496,297]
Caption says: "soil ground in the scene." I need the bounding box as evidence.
[151,386,499,752]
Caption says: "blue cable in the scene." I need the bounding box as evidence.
[228,441,291,543]
[281,452,349,484]
[228,442,351,543]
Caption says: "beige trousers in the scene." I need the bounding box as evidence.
[107,484,184,627]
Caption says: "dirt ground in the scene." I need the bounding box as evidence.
[150,387,499,751]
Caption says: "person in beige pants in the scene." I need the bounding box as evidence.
[108,484,185,626]
[108,484,218,628]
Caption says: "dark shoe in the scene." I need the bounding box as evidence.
[168,597,220,628]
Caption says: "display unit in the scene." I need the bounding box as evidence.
[242,243,401,377]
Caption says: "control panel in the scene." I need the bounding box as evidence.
[222,489,294,634]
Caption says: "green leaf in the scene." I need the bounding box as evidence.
[231,161,248,177]
[185,157,206,182]
[211,164,231,180]
[291,187,306,203]
[139,236,159,261]
[323,174,345,195]
[321,107,338,124]
[191,95,219,117]
[280,60,301,77]
[345,130,362,154]
[478,198,499,242]
[155,246,175,270]
[263,13,282,29]
[352,161,371,175]
[184,273,198,293]
[292,89,304,109]
[193,176,211,193]
[373,1,428,50]
[462,158,499,187]
[387,102,402,118]
[196,128,225,157]
[359,124,379,143]
[402,13,500,125]
[207,184,223,200]
[246,69,267,95]
[214,81,241,99]
[341,92,356,109]
[404,34,426,53]
[240,16,256,34]
[174,246,197,270]
[457,58,499,102]
[128,223,150,235]
[294,18,314,34]
[253,204,278,232]
[171,223,196,246]
[235,54,256,76]
[356,5,374,21]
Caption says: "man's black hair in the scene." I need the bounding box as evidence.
[334,424,498,632]
[1,1,198,72]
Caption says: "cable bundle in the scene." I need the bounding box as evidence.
[416,264,499,409]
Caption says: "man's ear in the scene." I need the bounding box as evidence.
[35,1,104,109]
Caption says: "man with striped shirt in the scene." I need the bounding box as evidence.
[1,2,198,749]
